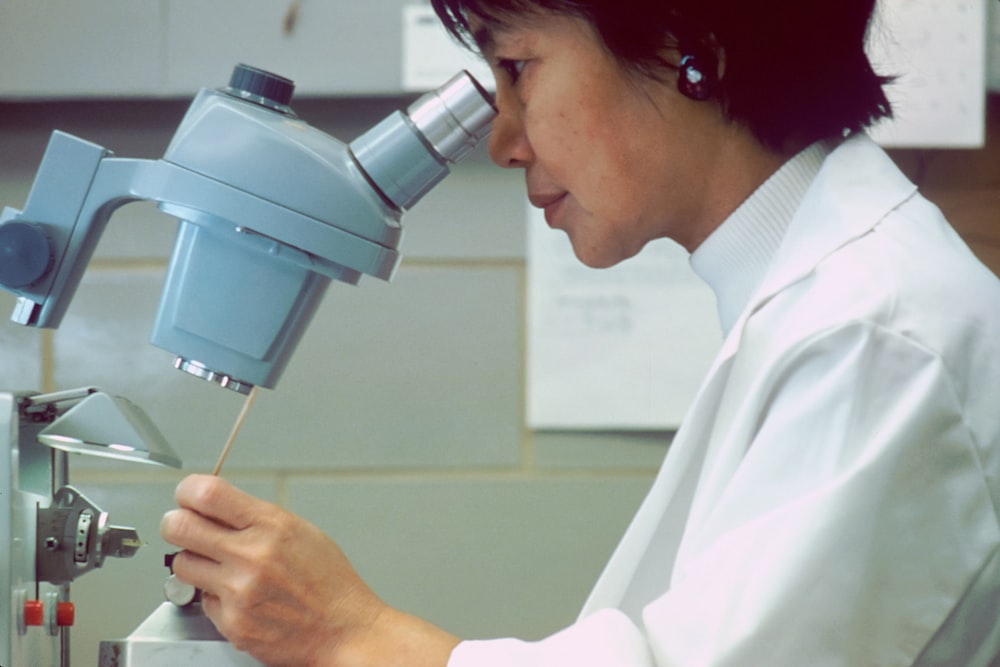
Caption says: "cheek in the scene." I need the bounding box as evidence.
[576,153,653,224]
[524,106,583,158]
[522,78,603,155]
[528,112,626,191]
[526,90,668,220]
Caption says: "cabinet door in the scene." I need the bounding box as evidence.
[0,1,162,98]
[164,0,411,96]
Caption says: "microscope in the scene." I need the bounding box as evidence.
[0,64,495,666]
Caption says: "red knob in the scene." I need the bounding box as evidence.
[56,602,75,627]
[23,600,44,626]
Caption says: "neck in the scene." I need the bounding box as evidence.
[680,129,803,253]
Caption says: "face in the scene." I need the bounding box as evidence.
[476,11,753,265]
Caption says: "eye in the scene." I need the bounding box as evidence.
[495,58,527,83]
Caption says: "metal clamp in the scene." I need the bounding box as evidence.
[36,485,141,584]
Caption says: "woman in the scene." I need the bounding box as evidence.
[161,1,1000,664]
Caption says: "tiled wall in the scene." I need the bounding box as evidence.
[2,93,997,664]
[0,98,666,663]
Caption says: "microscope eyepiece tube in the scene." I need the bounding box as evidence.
[350,71,496,211]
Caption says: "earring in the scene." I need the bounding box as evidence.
[678,54,713,101]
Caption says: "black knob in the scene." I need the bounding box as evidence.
[0,221,52,288]
[225,63,295,111]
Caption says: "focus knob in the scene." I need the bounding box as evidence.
[0,221,52,288]
[225,63,295,113]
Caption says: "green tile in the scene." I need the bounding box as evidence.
[288,474,654,640]
[533,430,672,470]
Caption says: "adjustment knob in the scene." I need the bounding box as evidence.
[164,573,198,607]
[23,600,44,627]
[225,63,295,113]
[56,601,75,627]
[0,221,52,288]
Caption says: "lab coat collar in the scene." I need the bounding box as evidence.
[713,132,918,365]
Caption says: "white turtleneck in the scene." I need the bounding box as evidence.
[689,140,834,336]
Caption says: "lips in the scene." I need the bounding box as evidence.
[528,192,568,227]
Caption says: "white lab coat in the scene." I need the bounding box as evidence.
[450,134,1000,666]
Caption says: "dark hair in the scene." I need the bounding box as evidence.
[431,0,893,151]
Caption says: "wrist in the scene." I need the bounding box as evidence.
[331,606,461,667]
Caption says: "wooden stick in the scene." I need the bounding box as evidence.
[212,386,259,476]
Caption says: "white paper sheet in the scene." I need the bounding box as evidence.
[867,0,988,147]
[401,4,494,91]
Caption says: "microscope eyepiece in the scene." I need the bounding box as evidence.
[407,70,497,163]
[349,71,497,210]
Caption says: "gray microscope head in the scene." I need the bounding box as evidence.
[0,64,496,394]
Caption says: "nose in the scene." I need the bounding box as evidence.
[487,91,533,169]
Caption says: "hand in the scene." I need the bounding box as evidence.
[161,474,459,667]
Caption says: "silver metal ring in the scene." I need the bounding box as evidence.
[173,357,254,395]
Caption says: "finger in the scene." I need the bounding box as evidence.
[199,590,228,634]
[161,507,238,561]
[170,548,224,594]
[174,474,267,531]
[199,591,253,655]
